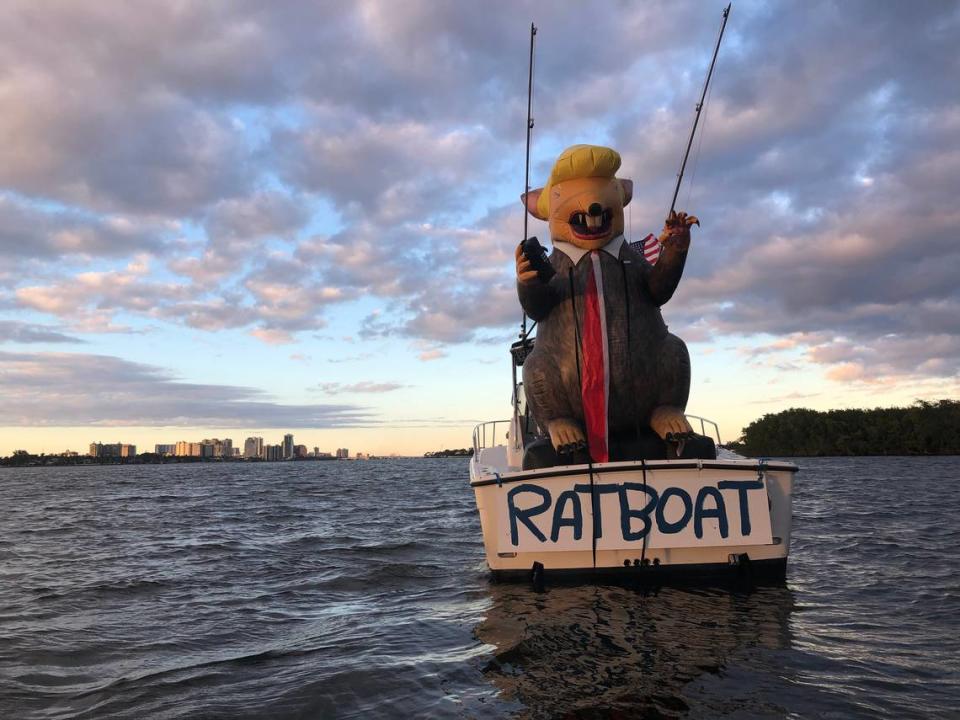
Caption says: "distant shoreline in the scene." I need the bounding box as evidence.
[0,454,437,468]
[0,455,345,468]
[731,400,959,457]
[423,449,473,458]
[4,452,958,469]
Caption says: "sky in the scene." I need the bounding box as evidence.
[1,0,958,456]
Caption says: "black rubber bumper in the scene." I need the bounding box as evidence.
[490,557,787,586]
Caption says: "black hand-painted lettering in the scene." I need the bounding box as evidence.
[507,484,551,545]
[718,479,763,536]
[573,483,619,539]
[619,482,659,541]
[655,487,693,534]
[550,490,583,542]
[694,486,728,539]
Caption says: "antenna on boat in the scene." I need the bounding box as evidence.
[668,3,731,216]
[521,22,537,341]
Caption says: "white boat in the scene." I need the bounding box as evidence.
[469,343,798,582]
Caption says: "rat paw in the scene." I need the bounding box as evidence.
[547,418,586,454]
[650,406,693,441]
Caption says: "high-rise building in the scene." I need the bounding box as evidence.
[294,444,308,459]
[91,442,123,458]
[244,437,264,459]
[265,444,283,462]
[199,438,232,458]
[155,444,176,456]
[120,444,136,457]
[283,434,294,460]
[336,448,349,459]
[175,441,202,457]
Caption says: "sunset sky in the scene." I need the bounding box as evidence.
[1,1,958,456]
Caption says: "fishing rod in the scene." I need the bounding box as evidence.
[669,3,731,216]
[511,23,537,444]
[521,22,537,340]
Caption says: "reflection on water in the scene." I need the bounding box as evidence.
[476,580,795,718]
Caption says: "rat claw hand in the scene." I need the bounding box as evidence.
[659,210,698,252]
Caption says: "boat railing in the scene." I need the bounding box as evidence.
[474,415,721,455]
[686,414,722,445]
[473,420,511,455]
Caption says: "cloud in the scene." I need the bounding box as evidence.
[0,3,258,215]
[327,352,374,364]
[169,190,312,286]
[805,333,960,382]
[248,327,295,345]
[0,195,169,258]
[14,258,194,333]
[0,0,956,393]
[0,350,371,427]
[314,381,406,394]
[272,119,497,223]
[417,347,447,362]
[307,209,523,345]
[204,190,310,243]
[0,321,85,344]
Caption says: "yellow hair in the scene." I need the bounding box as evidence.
[538,144,621,217]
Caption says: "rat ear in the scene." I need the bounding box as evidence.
[521,188,548,220]
[619,179,634,207]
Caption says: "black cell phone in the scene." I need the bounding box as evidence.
[520,236,555,282]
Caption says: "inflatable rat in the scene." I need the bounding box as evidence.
[515,144,703,467]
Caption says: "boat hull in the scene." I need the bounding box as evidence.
[470,458,797,578]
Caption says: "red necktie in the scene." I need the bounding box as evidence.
[580,251,609,463]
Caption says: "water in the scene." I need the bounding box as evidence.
[1,457,957,719]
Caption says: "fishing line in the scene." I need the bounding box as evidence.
[684,66,716,211]
[668,3,730,216]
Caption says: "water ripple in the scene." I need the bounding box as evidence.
[1,457,958,718]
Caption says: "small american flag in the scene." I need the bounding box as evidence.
[629,233,661,265]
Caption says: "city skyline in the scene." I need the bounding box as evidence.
[1,2,957,455]
[79,433,352,460]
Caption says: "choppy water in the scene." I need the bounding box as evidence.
[1,457,957,719]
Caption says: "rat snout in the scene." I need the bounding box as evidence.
[568,195,615,238]
[584,202,608,229]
